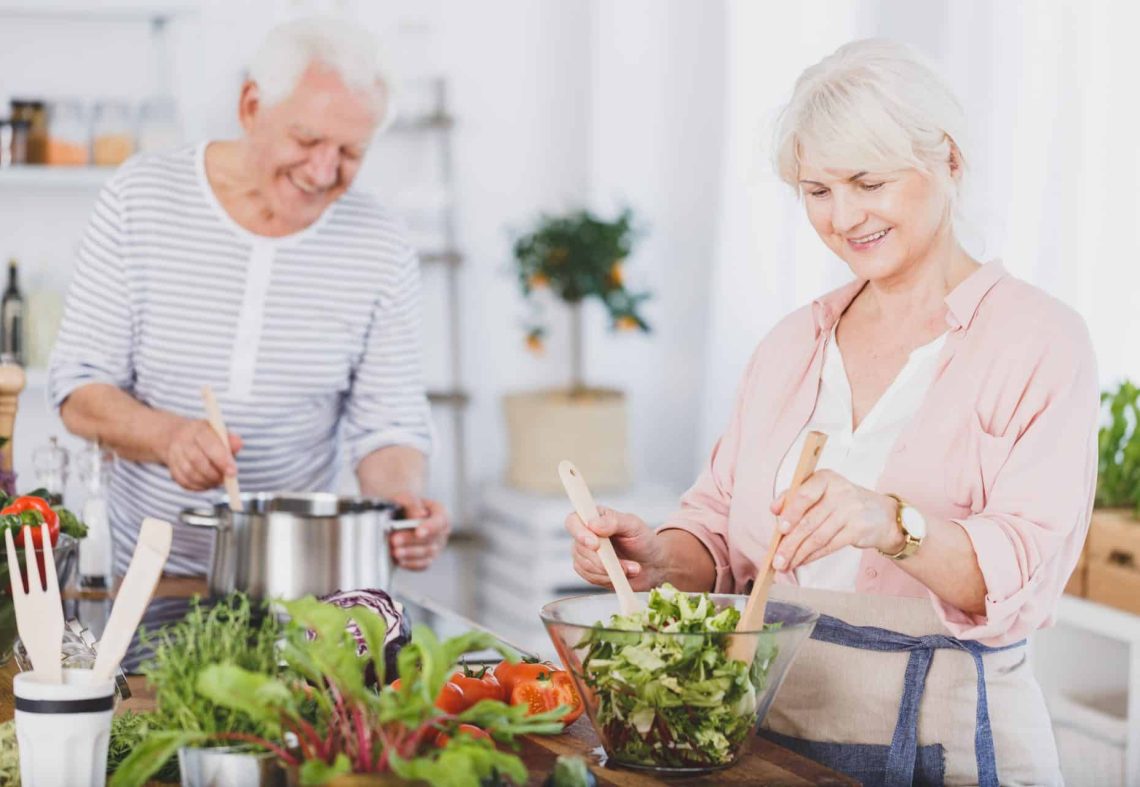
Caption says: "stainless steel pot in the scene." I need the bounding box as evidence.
[178,493,418,599]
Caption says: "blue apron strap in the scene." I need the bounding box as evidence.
[963,645,1001,787]
[811,614,1023,787]
[883,646,935,787]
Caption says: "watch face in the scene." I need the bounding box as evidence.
[901,505,927,539]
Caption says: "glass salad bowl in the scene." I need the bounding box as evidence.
[540,588,818,774]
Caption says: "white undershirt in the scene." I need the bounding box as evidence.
[773,323,947,590]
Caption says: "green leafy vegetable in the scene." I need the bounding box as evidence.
[141,593,282,739]
[107,711,182,781]
[1098,380,1140,515]
[110,594,283,786]
[545,755,596,786]
[0,720,17,786]
[578,584,779,769]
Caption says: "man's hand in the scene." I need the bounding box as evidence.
[388,491,450,571]
[161,417,242,492]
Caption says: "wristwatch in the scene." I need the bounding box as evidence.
[879,494,926,560]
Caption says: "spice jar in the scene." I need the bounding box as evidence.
[91,100,135,166]
[46,100,89,166]
[0,120,30,167]
[10,100,46,164]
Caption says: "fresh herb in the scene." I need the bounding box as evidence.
[142,593,282,739]
[0,720,17,786]
[544,755,597,786]
[107,712,180,781]
[1098,380,1140,516]
[113,597,566,787]
[577,584,779,769]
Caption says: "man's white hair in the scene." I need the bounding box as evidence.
[774,39,967,197]
[248,16,395,122]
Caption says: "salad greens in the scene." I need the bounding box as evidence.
[578,584,779,769]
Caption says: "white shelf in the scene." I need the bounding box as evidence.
[0,2,194,22]
[1056,594,1140,644]
[0,167,116,189]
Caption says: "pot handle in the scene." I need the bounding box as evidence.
[178,507,234,597]
[178,508,230,530]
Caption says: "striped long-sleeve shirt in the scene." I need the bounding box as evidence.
[48,142,433,575]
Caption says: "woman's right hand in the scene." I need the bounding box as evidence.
[565,507,665,591]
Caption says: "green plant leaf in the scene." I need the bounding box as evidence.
[298,753,352,785]
[108,730,206,787]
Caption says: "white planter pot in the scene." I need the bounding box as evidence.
[503,388,630,493]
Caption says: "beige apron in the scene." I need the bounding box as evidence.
[762,585,1061,786]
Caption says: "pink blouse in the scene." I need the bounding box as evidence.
[661,261,1099,646]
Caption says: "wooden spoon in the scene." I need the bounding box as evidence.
[727,431,827,663]
[201,385,243,512]
[558,460,642,616]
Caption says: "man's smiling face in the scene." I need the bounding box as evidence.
[242,62,383,231]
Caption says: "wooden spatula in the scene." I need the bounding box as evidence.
[93,517,173,682]
[201,385,243,512]
[558,460,642,616]
[727,431,827,663]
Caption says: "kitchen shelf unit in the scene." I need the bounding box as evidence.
[1032,594,1140,786]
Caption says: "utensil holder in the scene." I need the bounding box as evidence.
[14,668,115,786]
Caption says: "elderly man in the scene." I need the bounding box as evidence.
[48,17,448,576]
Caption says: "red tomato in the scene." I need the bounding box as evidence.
[390,678,468,715]
[3,497,60,548]
[448,666,503,709]
[436,723,493,747]
[509,670,584,728]
[492,659,562,697]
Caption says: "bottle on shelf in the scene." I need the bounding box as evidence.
[1,259,24,366]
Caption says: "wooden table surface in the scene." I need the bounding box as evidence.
[3,577,858,786]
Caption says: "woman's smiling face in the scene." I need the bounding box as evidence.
[798,152,955,282]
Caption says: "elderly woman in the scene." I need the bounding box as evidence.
[565,39,1094,786]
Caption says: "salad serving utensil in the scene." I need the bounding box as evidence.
[558,460,642,616]
[92,517,173,682]
[4,523,64,683]
[201,385,243,513]
[727,431,827,663]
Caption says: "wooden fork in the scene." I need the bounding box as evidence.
[4,524,63,683]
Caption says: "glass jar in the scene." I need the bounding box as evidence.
[0,120,29,167]
[45,100,89,166]
[10,100,46,164]
[31,435,68,505]
[137,95,181,154]
[91,100,135,166]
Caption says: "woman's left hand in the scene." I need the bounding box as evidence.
[770,470,904,571]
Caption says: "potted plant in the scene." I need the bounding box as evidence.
[504,208,649,493]
[1081,380,1140,612]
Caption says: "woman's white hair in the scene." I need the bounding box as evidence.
[248,16,395,123]
[774,39,967,196]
